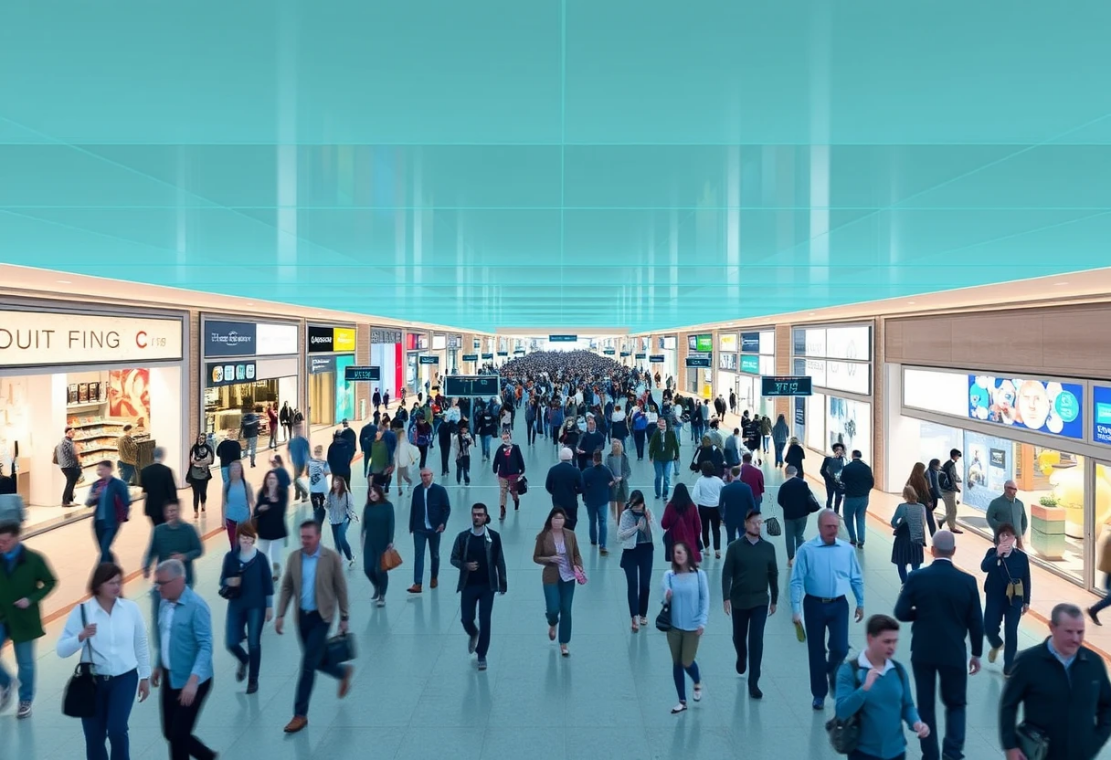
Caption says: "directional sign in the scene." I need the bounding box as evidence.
[649,355,665,363]
[444,375,502,397]
[549,334,578,343]
[685,356,712,368]
[344,366,380,382]
[462,353,479,362]
[635,353,647,360]
[419,355,440,365]
[761,376,813,397]
[481,353,494,359]
[603,348,616,355]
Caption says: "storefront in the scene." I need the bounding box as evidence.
[685,334,712,396]
[406,333,431,394]
[792,323,874,463]
[202,317,300,446]
[371,328,403,403]
[306,324,356,427]
[717,333,738,398]
[0,303,187,532]
[658,335,678,385]
[736,330,776,418]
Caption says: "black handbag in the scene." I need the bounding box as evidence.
[515,476,529,495]
[824,663,863,753]
[326,632,357,664]
[655,602,672,633]
[62,604,98,718]
[1016,722,1049,760]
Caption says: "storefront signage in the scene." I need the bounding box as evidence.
[649,355,665,363]
[603,348,616,355]
[0,310,183,367]
[687,334,713,353]
[549,334,578,343]
[620,351,630,357]
[256,323,298,356]
[308,326,356,354]
[371,328,403,344]
[206,361,256,388]
[344,366,381,382]
[967,375,1083,440]
[635,353,647,360]
[497,351,509,356]
[740,355,760,374]
[419,355,440,365]
[719,334,738,352]
[205,320,298,358]
[761,376,813,397]
[685,356,712,368]
[309,356,336,374]
[462,353,479,362]
[740,332,761,354]
[1094,386,1111,445]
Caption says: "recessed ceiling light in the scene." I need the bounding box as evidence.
[907,301,915,305]
[1055,282,1069,286]
[808,312,815,316]
[57,279,71,284]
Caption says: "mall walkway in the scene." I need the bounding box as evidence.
[4,403,1109,759]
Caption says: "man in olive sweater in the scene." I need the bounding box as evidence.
[722,510,779,699]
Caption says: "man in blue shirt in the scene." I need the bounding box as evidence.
[790,509,865,710]
[287,423,311,503]
[84,460,131,565]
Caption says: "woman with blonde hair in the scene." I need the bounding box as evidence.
[890,485,928,583]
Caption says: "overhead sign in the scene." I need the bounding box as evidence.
[620,351,630,357]
[0,310,184,368]
[344,365,380,382]
[549,334,578,343]
[497,351,509,356]
[444,375,501,397]
[634,353,647,360]
[207,361,256,388]
[649,354,665,363]
[481,353,494,360]
[255,323,299,356]
[462,353,479,362]
[740,355,760,374]
[309,355,336,374]
[685,356,712,368]
[204,319,298,358]
[419,355,440,365]
[603,348,616,355]
[514,348,526,354]
[308,325,356,353]
[761,376,813,397]
[370,328,403,344]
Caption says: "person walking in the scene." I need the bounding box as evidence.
[267,404,279,449]
[720,467,757,544]
[722,510,778,699]
[771,415,789,467]
[0,522,57,720]
[361,484,395,607]
[287,423,310,504]
[151,559,216,760]
[819,443,847,516]
[545,448,584,529]
[407,468,451,594]
[359,420,377,481]
[241,408,261,468]
[648,418,681,501]
[691,461,726,560]
[893,530,984,760]
[275,520,353,734]
[661,483,703,565]
[306,445,330,525]
[617,491,654,632]
[841,450,874,548]
[185,437,214,519]
[492,431,525,520]
[907,462,940,537]
[280,401,293,442]
[890,486,929,584]
[630,404,649,460]
[57,562,150,756]
[393,419,417,496]
[986,481,1028,549]
[606,439,631,524]
[1089,535,1111,626]
[452,422,474,486]
[790,509,866,710]
[581,450,614,556]
[532,507,583,656]
[115,425,139,486]
[325,476,357,567]
[785,436,806,478]
[219,521,272,695]
[85,460,131,565]
[450,503,508,671]
[253,471,289,582]
[141,500,203,623]
[980,523,1030,678]
[739,452,765,511]
[1000,603,1111,760]
[662,541,709,714]
[939,449,963,533]
[777,466,816,565]
[220,460,253,550]
[834,614,930,760]
[215,434,242,484]
[326,431,352,490]
[56,427,82,507]
[142,447,179,528]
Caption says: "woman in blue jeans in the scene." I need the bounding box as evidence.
[532,507,583,656]
[220,521,274,694]
[325,477,357,566]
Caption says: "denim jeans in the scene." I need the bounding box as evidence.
[93,520,119,565]
[245,437,258,465]
[652,459,671,498]
[784,517,807,561]
[456,455,471,484]
[583,502,608,548]
[294,611,347,717]
[412,529,441,585]
[843,496,869,545]
[773,441,785,466]
[542,580,575,644]
[480,435,492,459]
[0,624,34,702]
[460,585,495,658]
[802,595,849,699]
[621,543,653,617]
[226,605,265,684]
[1092,575,1111,615]
[81,668,137,760]
[331,520,353,561]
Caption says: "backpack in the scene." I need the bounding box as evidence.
[632,412,648,432]
[52,444,61,466]
[825,659,910,755]
[939,461,955,491]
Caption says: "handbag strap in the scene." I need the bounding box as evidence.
[78,603,97,666]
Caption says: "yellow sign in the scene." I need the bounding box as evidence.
[333,328,356,352]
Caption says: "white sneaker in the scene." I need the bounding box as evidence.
[348,558,357,569]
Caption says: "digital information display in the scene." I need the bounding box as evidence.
[344,366,380,382]
[761,376,813,397]
[444,375,501,397]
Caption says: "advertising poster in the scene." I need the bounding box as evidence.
[826,396,870,462]
[960,430,1014,511]
[794,396,806,445]
[108,369,151,427]
[334,355,355,422]
[968,376,1083,440]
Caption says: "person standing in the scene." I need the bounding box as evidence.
[305,445,330,524]
[1000,603,1111,760]
[777,466,816,566]
[739,453,765,511]
[617,491,654,632]
[142,447,179,528]
[834,614,930,760]
[275,520,353,733]
[662,541,709,714]
[450,503,508,671]
[407,468,451,594]
[939,448,963,533]
[56,426,82,507]
[819,443,847,516]
[841,450,874,549]
[287,423,310,504]
[719,467,757,544]
[789,509,865,710]
[241,408,261,468]
[722,510,778,699]
[151,559,216,760]
[219,521,272,695]
[492,431,525,521]
[279,401,293,441]
[220,461,253,550]
[361,484,395,607]
[648,418,681,501]
[577,416,605,471]
[581,450,614,556]
[253,471,289,582]
[986,481,1028,549]
[115,425,139,486]
[980,523,1030,677]
[215,434,242,484]
[0,522,57,720]
[57,562,150,754]
[325,476,357,567]
[185,436,214,519]
[359,420,377,480]
[85,460,131,565]
[532,507,583,656]
[266,404,279,449]
[771,415,789,468]
[893,530,984,760]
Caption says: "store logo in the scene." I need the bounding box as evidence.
[210,330,251,345]
[312,358,332,372]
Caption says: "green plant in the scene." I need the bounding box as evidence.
[1039,495,1058,507]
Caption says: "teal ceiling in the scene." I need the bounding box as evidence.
[2,1,1110,331]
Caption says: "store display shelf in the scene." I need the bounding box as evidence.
[74,434,118,442]
[69,421,123,430]
[67,401,105,410]
[77,446,117,457]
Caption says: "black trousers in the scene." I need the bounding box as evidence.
[698,506,722,552]
[61,466,82,504]
[730,604,769,686]
[911,660,968,760]
[160,677,214,760]
[460,584,495,658]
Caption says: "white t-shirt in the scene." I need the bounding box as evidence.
[307,458,331,494]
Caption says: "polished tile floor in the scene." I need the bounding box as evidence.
[3,404,1104,759]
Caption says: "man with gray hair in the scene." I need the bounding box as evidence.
[986,480,1028,549]
[1000,603,1111,760]
[894,530,983,760]
[141,446,178,528]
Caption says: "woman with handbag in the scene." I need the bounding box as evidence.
[326,476,357,567]
[980,523,1031,677]
[532,507,584,656]
[221,460,254,550]
[253,470,288,581]
[661,541,708,714]
[57,562,151,759]
[185,433,214,518]
[219,521,273,695]
[890,485,929,584]
[452,422,475,486]
[362,483,396,607]
[618,490,654,632]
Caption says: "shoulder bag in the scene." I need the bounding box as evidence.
[824,662,862,754]
[62,604,98,718]
[764,514,782,537]
[380,547,403,572]
[1016,722,1049,760]
[655,573,673,632]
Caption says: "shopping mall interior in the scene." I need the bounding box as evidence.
[3,2,1111,758]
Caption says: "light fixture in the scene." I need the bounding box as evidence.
[907,301,915,305]
[57,279,71,284]
[1055,281,1069,286]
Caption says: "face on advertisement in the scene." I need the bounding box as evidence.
[1017,381,1050,430]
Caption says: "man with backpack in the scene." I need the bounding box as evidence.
[939,449,963,534]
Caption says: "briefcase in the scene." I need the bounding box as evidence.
[326,633,357,664]
[1016,722,1049,760]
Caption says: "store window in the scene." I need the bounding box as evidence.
[1095,463,1111,593]
[205,379,279,441]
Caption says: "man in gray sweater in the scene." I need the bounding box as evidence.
[722,509,779,699]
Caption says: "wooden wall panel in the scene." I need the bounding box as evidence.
[187,310,200,445]
[775,324,792,421]
[355,323,370,421]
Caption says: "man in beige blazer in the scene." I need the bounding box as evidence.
[275,519,352,734]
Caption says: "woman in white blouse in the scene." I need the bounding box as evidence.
[690,460,726,560]
[58,562,151,760]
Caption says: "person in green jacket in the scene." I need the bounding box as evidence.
[0,521,57,719]
[647,418,681,500]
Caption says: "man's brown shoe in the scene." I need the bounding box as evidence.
[284,716,308,734]
[430,577,438,589]
[407,584,422,594]
[338,665,353,698]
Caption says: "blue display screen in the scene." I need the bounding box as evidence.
[967,376,1083,440]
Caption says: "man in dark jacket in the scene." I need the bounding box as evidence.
[581,451,614,555]
[339,419,357,463]
[140,447,178,527]
[576,416,605,471]
[719,470,757,543]
[777,466,817,564]
[894,530,984,760]
[359,421,377,479]
[449,503,507,672]
[722,509,778,699]
[0,521,57,719]
[840,450,875,548]
[818,442,846,515]
[408,468,451,594]
[326,432,352,488]
[1000,603,1111,760]
[545,448,584,529]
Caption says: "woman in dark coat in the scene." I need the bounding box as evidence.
[980,523,1031,677]
[692,436,725,479]
[784,436,806,478]
[186,433,215,518]
[362,483,396,606]
[253,470,289,581]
